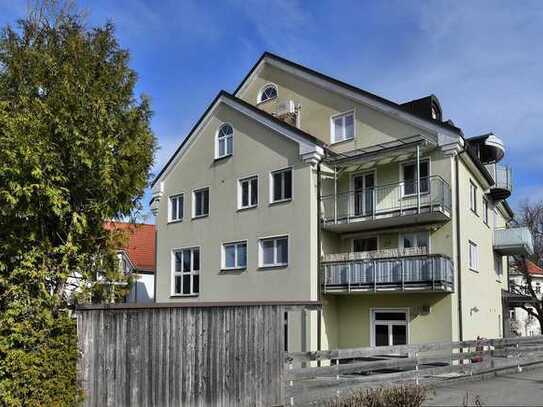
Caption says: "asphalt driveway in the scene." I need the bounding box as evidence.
[424,366,543,406]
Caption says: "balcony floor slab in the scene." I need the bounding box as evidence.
[321,207,451,233]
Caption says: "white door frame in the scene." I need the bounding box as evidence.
[350,170,376,217]
[369,308,410,347]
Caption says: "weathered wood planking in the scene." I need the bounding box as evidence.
[77,304,288,407]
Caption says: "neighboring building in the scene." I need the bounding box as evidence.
[108,221,156,304]
[508,260,543,336]
[150,52,533,351]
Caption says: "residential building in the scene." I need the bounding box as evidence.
[108,221,156,304]
[151,52,533,351]
[508,259,542,336]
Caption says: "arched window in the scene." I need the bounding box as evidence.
[216,124,233,158]
[257,84,278,103]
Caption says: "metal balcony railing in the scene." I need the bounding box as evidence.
[494,227,534,256]
[321,176,451,224]
[321,252,454,293]
[485,163,512,193]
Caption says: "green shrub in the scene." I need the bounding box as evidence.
[0,299,82,407]
[328,384,427,407]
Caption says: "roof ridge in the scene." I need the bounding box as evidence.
[235,51,462,135]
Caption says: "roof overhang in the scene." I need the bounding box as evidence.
[323,134,436,169]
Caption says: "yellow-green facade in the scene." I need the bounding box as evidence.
[152,54,514,352]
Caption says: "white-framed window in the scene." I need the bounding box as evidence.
[222,241,247,270]
[193,187,209,218]
[169,193,184,222]
[400,231,430,251]
[238,176,258,209]
[330,111,354,143]
[469,240,479,271]
[270,168,292,203]
[259,236,288,268]
[216,124,233,159]
[401,160,429,196]
[470,181,478,214]
[172,247,200,296]
[257,83,278,104]
[353,236,378,252]
[483,198,489,225]
[371,309,409,347]
[494,254,503,279]
[536,283,541,295]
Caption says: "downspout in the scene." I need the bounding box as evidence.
[455,152,463,341]
[316,161,322,363]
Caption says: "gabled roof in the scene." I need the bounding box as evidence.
[151,90,324,187]
[234,52,463,136]
[106,222,156,273]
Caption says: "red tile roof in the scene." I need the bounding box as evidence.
[105,221,156,273]
[525,260,543,276]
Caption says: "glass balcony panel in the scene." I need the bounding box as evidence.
[322,253,454,294]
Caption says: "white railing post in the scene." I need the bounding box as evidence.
[336,359,340,400]
[348,263,351,293]
[416,144,421,214]
[334,166,338,223]
[517,342,522,372]
[289,362,294,406]
[415,351,419,385]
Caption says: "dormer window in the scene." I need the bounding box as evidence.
[216,124,233,159]
[257,84,278,104]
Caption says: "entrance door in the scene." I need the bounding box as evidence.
[353,173,375,216]
[372,310,408,346]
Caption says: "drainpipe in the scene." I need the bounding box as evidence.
[316,161,322,363]
[455,153,464,341]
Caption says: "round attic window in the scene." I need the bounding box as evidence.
[257,84,278,103]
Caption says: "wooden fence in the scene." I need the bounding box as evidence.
[76,302,317,407]
[285,335,543,405]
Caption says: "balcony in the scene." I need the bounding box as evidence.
[485,163,512,200]
[321,249,454,294]
[494,227,534,256]
[321,176,452,233]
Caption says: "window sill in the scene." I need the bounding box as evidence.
[256,97,276,106]
[269,198,292,206]
[170,294,199,298]
[192,214,209,220]
[237,205,257,212]
[220,268,246,273]
[214,154,232,162]
[330,137,354,146]
[470,268,479,273]
[258,264,288,271]
[471,209,479,217]
[168,219,184,225]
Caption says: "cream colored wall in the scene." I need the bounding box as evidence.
[457,159,505,339]
[238,64,435,149]
[326,293,453,348]
[155,103,318,303]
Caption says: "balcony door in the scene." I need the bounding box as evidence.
[371,309,409,347]
[352,172,375,217]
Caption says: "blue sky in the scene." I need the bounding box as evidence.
[2,1,543,221]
